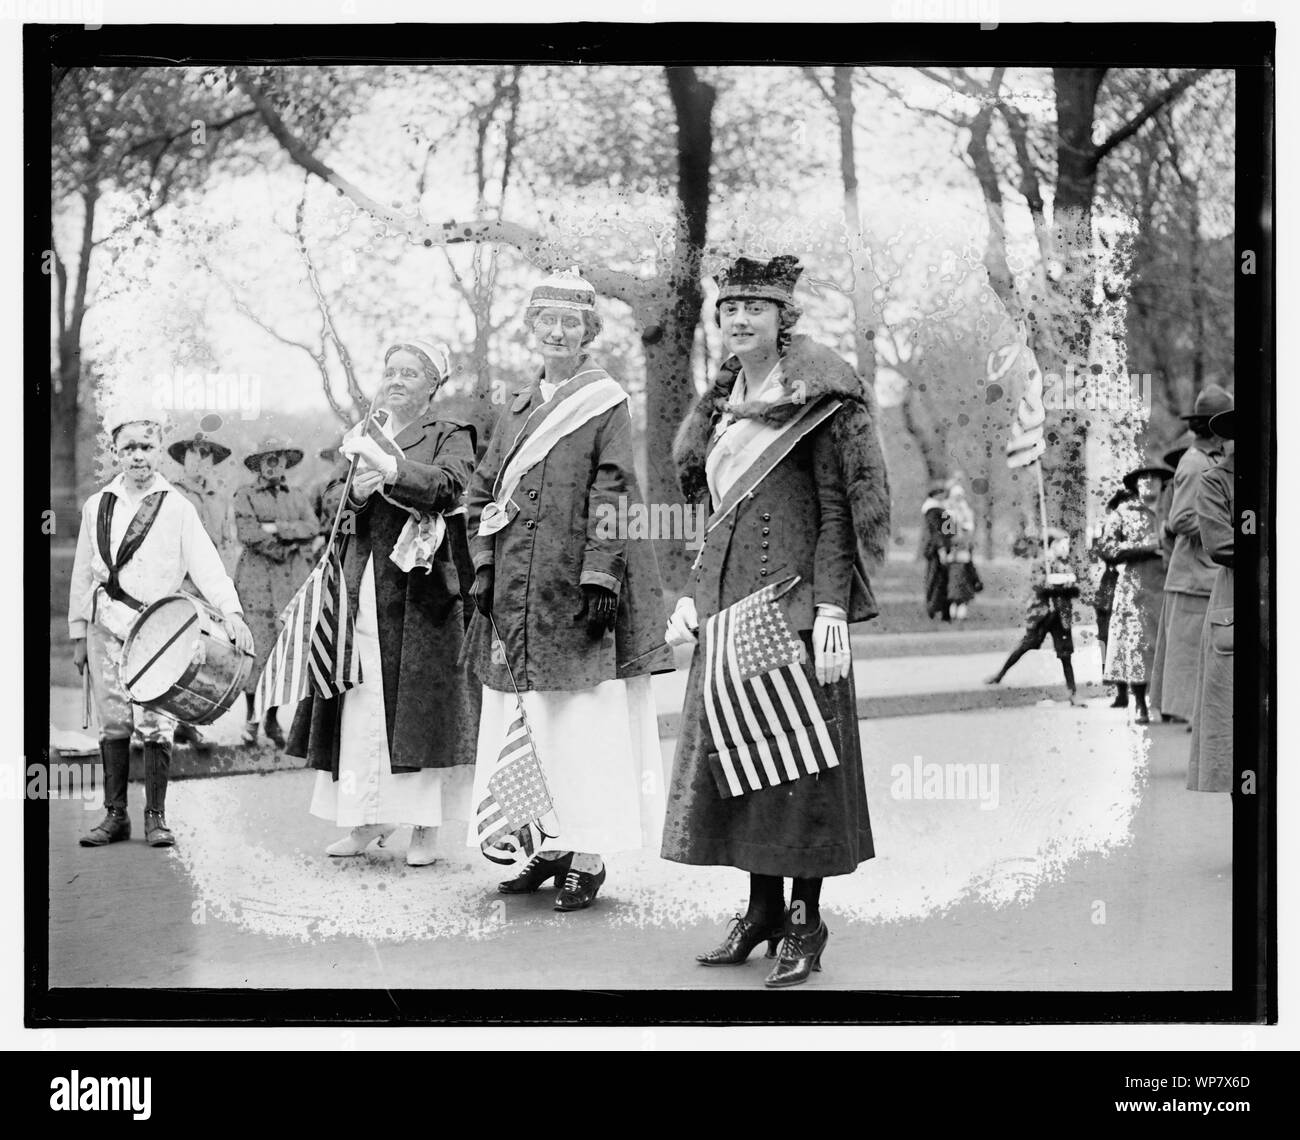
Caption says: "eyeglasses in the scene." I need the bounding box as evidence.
[384,367,424,381]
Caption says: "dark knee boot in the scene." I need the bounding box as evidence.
[143,740,175,847]
[80,738,131,846]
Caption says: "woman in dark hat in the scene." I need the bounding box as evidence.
[1098,464,1173,724]
[1150,385,1233,723]
[920,480,951,621]
[663,254,890,987]
[1188,408,1235,792]
[233,434,319,746]
[168,434,238,571]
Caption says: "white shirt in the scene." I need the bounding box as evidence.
[69,472,243,639]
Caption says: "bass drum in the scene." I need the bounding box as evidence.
[121,594,253,725]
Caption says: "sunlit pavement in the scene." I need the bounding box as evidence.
[47,696,1230,992]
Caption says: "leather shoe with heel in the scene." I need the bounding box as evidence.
[765,922,830,988]
[697,914,784,966]
[554,864,606,912]
[498,851,573,894]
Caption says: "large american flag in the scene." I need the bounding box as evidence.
[702,581,839,799]
[254,546,361,716]
[474,704,556,865]
[988,340,1047,469]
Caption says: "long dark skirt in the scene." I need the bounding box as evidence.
[946,560,983,605]
[661,642,873,879]
[924,556,950,620]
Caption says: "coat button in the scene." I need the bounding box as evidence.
[528,490,538,500]
[762,528,770,536]
[759,568,768,577]
[760,555,768,563]
[761,541,769,549]
[762,513,771,522]
[524,519,536,529]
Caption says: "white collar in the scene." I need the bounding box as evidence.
[106,472,172,502]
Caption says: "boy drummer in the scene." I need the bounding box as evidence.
[69,411,254,848]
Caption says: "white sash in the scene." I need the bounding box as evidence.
[478,375,628,538]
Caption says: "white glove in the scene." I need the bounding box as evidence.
[665,596,699,647]
[340,434,398,479]
[812,611,851,685]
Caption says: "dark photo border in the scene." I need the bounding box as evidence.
[25,19,1276,1027]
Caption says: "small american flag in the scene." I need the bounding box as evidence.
[474,705,556,865]
[254,546,361,716]
[702,580,840,799]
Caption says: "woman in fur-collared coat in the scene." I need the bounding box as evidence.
[661,255,890,989]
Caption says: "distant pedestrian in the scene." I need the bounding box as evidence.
[985,527,1079,701]
[1188,408,1235,792]
[1093,486,1133,707]
[921,482,951,622]
[942,481,982,621]
[233,434,319,748]
[1150,385,1233,723]
[1099,464,1173,724]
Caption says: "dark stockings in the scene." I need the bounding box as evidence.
[1132,683,1149,716]
[744,874,825,932]
[790,877,823,932]
[992,638,1032,682]
[1060,654,1076,696]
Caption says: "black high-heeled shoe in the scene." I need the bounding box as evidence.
[696,914,785,966]
[497,851,573,894]
[765,922,830,988]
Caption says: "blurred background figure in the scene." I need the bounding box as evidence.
[920,481,952,622]
[1092,486,1134,707]
[233,434,318,748]
[1188,408,1235,793]
[941,479,982,621]
[1150,386,1233,724]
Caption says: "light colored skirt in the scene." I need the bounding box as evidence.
[1150,591,1209,718]
[309,557,474,828]
[467,676,664,855]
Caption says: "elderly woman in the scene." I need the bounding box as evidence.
[662,255,890,988]
[233,435,319,747]
[1099,464,1173,725]
[942,480,982,621]
[288,339,480,866]
[461,270,674,911]
[1188,408,1235,792]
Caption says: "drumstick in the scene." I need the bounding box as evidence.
[81,667,92,731]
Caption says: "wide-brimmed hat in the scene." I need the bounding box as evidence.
[1178,383,1234,421]
[1208,408,1236,440]
[244,435,304,472]
[168,433,232,465]
[526,268,597,313]
[1106,487,1134,511]
[1122,464,1175,492]
[715,254,803,308]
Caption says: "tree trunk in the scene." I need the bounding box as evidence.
[647,67,715,590]
[52,183,98,519]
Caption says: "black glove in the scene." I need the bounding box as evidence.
[473,566,495,616]
[578,584,618,639]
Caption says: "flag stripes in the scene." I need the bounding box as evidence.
[702,583,839,799]
[253,547,361,718]
[474,704,555,866]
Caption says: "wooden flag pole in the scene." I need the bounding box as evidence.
[324,390,383,557]
[1034,457,1051,573]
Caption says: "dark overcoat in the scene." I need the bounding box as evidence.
[460,361,674,692]
[1188,455,1234,792]
[286,411,481,775]
[660,335,891,878]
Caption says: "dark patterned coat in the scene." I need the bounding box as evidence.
[460,361,674,692]
[287,411,481,775]
[661,335,891,878]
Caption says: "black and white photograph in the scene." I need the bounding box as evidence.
[10,0,1287,1073]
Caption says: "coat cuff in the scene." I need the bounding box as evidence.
[580,569,621,595]
[472,551,495,571]
[69,620,87,639]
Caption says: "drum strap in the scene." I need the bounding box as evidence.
[96,490,169,612]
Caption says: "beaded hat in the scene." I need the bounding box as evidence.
[527,268,597,312]
[715,254,803,307]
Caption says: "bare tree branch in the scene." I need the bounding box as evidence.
[1093,68,1209,164]
[235,66,644,304]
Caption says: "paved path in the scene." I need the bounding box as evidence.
[47,701,1230,992]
